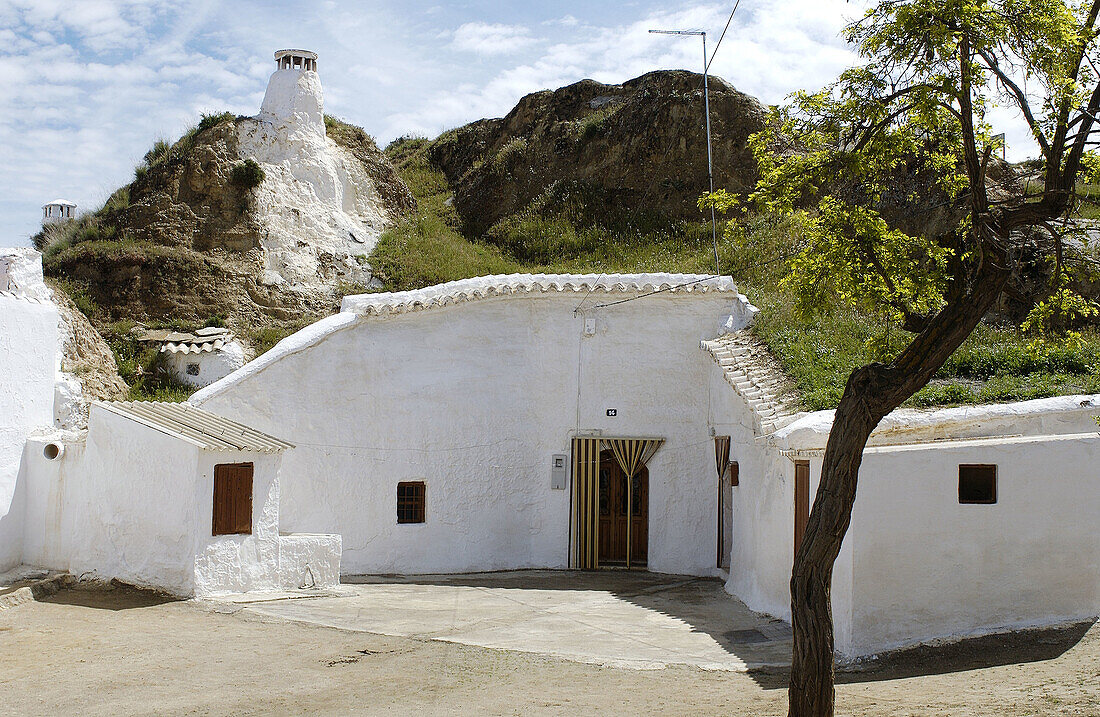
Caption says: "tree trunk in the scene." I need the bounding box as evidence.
[787,251,1011,716]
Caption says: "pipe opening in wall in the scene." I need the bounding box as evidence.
[43,442,64,461]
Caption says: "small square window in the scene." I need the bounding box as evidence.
[397,481,425,523]
[959,464,997,504]
[186,363,200,376]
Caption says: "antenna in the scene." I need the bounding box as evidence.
[650,28,719,276]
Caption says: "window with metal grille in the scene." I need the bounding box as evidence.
[959,464,997,504]
[397,481,425,523]
[213,462,253,535]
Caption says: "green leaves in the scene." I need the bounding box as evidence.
[780,198,952,320]
[738,0,1100,330]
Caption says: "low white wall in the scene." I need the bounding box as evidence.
[196,291,738,576]
[278,533,342,590]
[842,433,1100,657]
[0,293,59,571]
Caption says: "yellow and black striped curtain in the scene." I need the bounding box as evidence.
[605,437,664,568]
[572,437,601,569]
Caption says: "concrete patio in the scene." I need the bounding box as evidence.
[227,570,792,671]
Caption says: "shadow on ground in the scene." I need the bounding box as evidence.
[42,582,177,611]
[341,571,1094,690]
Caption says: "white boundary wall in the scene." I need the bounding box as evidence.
[195,286,748,576]
[720,389,1100,658]
[0,292,58,571]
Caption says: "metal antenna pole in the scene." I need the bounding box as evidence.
[702,33,719,277]
[649,29,721,277]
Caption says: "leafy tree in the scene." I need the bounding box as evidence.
[724,0,1100,713]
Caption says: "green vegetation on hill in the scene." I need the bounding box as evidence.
[380,135,1100,411]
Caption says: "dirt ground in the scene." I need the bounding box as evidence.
[0,585,1097,717]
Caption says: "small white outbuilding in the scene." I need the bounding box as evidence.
[42,199,76,224]
[23,401,341,596]
[156,327,247,388]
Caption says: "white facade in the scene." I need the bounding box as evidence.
[162,342,246,388]
[193,274,754,576]
[704,327,1100,660]
[0,248,60,572]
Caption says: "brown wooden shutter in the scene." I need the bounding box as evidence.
[213,462,253,535]
[794,461,810,558]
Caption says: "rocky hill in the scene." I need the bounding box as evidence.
[37,70,414,338]
[427,70,767,236]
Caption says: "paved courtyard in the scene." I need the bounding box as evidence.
[226,570,792,670]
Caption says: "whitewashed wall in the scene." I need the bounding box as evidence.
[192,449,284,596]
[61,406,287,596]
[162,343,246,389]
[844,433,1100,657]
[196,291,739,576]
[0,293,58,571]
[21,435,84,571]
[68,407,205,593]
[729,395,1100,658]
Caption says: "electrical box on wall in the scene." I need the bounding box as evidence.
[583,317,596,336]
[551,454,567,490]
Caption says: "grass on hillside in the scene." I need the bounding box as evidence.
[377,136,1100,411]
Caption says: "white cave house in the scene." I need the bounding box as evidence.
[1,259,1097,659]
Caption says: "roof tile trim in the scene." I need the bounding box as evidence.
[702,331,804,436]
[95,400,294,453]
[341,273,740,316]
[195,274,743,406]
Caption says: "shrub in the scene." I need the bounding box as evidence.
[230,159,265,190]
[198,111,235,133]
[575,104,621,142]
[143,139,172,168]
[492,137,528,168]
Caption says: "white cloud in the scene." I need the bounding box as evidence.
[451,22,534,56]
[382,1,862,142]
[0,0,1043,247]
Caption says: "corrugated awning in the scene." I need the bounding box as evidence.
[96,401,294,453]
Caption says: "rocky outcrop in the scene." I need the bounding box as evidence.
[426,70,768,235]
[39,94,414,333]
[47,282,129,404]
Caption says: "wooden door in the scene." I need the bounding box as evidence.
[794,461,810,557]
[597,450,648,566]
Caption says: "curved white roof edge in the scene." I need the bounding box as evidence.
[340,273,740,316]
[770,393,1100,451]
[193,273,743,407]
[191,313,359,406]
[44,199,77,207]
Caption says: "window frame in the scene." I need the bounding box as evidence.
[397,481,426,524]
[958,464,997,505]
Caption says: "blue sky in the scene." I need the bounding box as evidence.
[0,0,1033,246]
